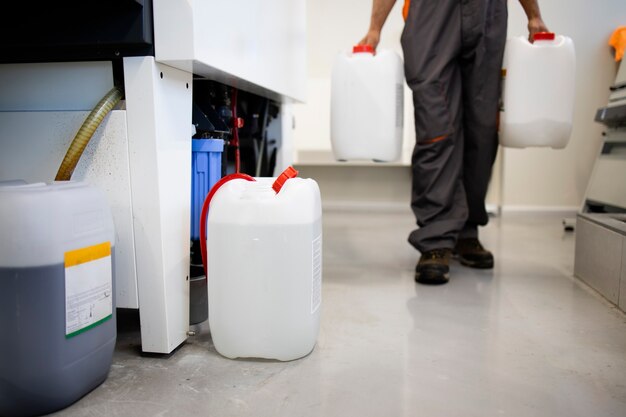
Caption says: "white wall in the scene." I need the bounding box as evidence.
[294,0,626,210]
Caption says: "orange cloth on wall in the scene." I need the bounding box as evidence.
[609,26,626,61]
[403,0,410,21]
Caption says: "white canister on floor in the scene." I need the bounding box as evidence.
[207,173,322,361]
[500,32,576,149]
[331,45,404,162]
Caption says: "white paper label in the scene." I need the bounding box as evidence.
[65,242,113,338]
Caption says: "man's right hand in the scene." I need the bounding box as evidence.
[358,29,381,52]
[527,16,549,43]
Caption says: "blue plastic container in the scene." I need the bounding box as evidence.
[191,139,224,240]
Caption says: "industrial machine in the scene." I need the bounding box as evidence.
[0,0,306,354]
[583,59,626,214]
[574,57,626,313]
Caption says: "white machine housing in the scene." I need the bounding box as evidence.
[0,0,306,354]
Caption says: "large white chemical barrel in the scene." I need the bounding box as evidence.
[207,169,322,361]
[331,45,404,162]
[500,32,576,149]
[0,181,116,417]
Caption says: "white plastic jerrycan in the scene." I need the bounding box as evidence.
[500,32,576,149]
[331,44,404,162]
[0,181,116,417]
[205,167,322,361]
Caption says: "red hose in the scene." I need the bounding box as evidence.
[231,88,241,173]
[199,173,255,278]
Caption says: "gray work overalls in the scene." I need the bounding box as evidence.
[401,0,507,252]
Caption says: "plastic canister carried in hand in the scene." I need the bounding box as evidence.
[205,167,322,361]
[331,44,404,162]
[500,32,576,149]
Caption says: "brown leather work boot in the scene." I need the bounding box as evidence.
[415,248,452,285]
[453,238,494,269]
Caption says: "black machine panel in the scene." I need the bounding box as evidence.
[0,0,154,63]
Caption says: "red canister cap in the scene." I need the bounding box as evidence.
[353,44,375,54]
[272,166,299,193]
[533,32,555,41]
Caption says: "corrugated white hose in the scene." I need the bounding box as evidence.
[55,87,123,181]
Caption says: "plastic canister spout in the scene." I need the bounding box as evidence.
[353,44,375,54]
[272,166,299,193]
[533,32,556,42]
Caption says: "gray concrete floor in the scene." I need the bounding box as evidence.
[51,209,626,417]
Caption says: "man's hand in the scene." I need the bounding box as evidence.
[528,16,549,43]
[358,0,397,53]
[518,0,549,43]
[358,30,381,52]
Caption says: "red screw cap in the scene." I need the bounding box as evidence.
[272,166,299,193]
[533,32,555,41]
[353,44,375,54]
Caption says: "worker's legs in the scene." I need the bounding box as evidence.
[459,0,508,238]
[401,0,466,252]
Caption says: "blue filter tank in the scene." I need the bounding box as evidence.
[191,138,224,240]
[189,138,224,325]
